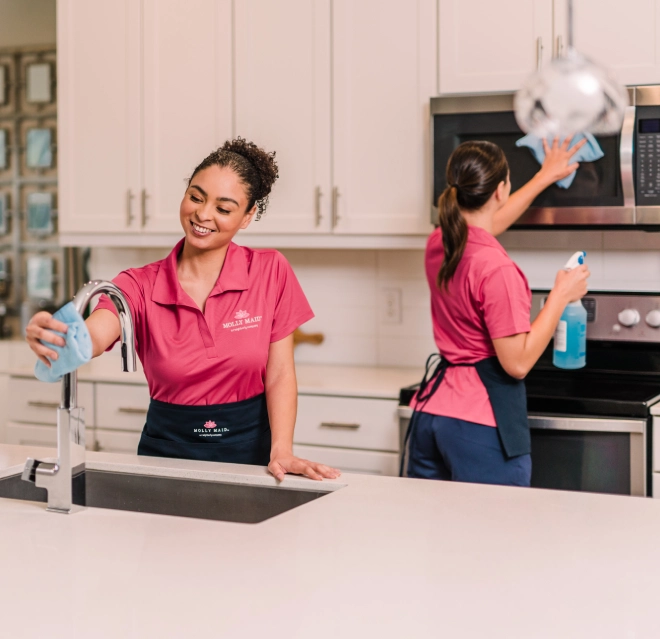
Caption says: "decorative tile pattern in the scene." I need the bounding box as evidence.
[26,128,52,168]
[26,192,53,235]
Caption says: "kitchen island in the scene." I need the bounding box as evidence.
[1,443,659,638]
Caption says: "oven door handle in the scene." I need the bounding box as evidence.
[528,415,645,434]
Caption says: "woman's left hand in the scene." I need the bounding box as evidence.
[268,455,341,481]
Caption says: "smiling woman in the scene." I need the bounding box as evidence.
[25,138,340,482]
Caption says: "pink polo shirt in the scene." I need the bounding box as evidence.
[94,239,314,406]
[412,226,531,426]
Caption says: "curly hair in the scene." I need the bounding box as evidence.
[188,138,279,220]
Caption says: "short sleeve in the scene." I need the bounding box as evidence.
[269,254,314,343]
[92,270,145,351]
[478,264,531,339]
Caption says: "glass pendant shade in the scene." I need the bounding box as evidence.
[514,47,629,138]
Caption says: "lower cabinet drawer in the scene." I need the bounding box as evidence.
[8,378,95,426]
[295,395,400,452]
[96,383,150,431]
[95,428,142,454]
[6,421,95,451]
[293,444,400,476]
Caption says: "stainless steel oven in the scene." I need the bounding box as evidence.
[431,85,660,228]
[398,292,660,496]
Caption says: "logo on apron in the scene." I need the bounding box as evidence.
[193,421,230,437]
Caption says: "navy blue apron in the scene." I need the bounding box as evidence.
[137,393,271,465]
[400,354,530,475]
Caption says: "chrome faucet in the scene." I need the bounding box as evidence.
[22,281,137,513]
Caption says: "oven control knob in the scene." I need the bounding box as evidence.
[618,309,640,327]
[646,309,660,328]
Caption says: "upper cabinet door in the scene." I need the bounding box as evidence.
[234,0,332,236]
[142,0,233,235]
[554,0,660,87]
[332,0,436,235]
[438,0,553,94]
[58,0,141,234]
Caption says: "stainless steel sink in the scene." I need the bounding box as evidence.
[0,470,333,523]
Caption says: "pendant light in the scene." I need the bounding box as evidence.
[513,0,629,138]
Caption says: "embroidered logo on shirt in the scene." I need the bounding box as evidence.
[223,311,263,332]
[204,420,217,429]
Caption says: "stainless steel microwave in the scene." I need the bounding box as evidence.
[431,85,660,229]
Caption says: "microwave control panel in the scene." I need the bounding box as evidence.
[636,106,660,205]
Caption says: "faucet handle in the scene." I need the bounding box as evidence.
[22,458,59,484]
[22,458,39,483]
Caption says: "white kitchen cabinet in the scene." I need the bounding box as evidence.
[96,382,150,431]
[294,443,399,476]
[7,377,95,426]
[95,428,142,454]
[296,394,400,452]
[439,0,553,94]
[57,0,141,235]
[439,0,660,95]
[554,0,660,87]
[142,0,233,235]
[332,0,436,235]
[6,421,96,451]
[230,0,436,239]
[295,393,401,476]
[235,0,332,235]
[6,422,58,447]
[58,0,233,240]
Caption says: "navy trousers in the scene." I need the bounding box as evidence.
[407,412,531,487]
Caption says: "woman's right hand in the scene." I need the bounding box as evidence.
[25,311,69,367]
[552,264,590,304]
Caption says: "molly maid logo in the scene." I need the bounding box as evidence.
[194,420,229,436]
[223,309,262,332]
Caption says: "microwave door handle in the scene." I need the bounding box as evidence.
[620,105,636,213]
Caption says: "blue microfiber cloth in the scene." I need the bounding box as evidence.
[515,133,604,189]
[34,302,92,383]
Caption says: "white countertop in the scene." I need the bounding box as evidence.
[0,340,421,399]
[2,443,660,638]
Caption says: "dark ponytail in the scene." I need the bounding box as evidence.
[436,141,509,290]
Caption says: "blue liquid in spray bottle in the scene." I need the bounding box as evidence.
[553,251,587,370]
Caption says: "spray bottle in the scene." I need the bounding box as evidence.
[553,251,587,370]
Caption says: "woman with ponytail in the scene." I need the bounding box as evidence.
[405,139,590,486]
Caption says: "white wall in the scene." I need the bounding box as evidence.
[0,0,56,47]
[89,229,660,370]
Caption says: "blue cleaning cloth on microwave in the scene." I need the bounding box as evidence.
[515,132,604,189]
[34,302,92,383]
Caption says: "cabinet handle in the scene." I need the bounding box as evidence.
[27,401,59,409]
[555,35,564,58]
[117,407,148,415]
[331,186,340,229]
[314,186,323,227]
[140,189,149,227]
[320,421,360,430]
[126,189,135,226]
[536,37,543,71]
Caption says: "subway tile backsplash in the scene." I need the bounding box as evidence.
[90,230,660,369]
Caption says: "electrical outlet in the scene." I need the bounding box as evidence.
[381,288,402,324]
